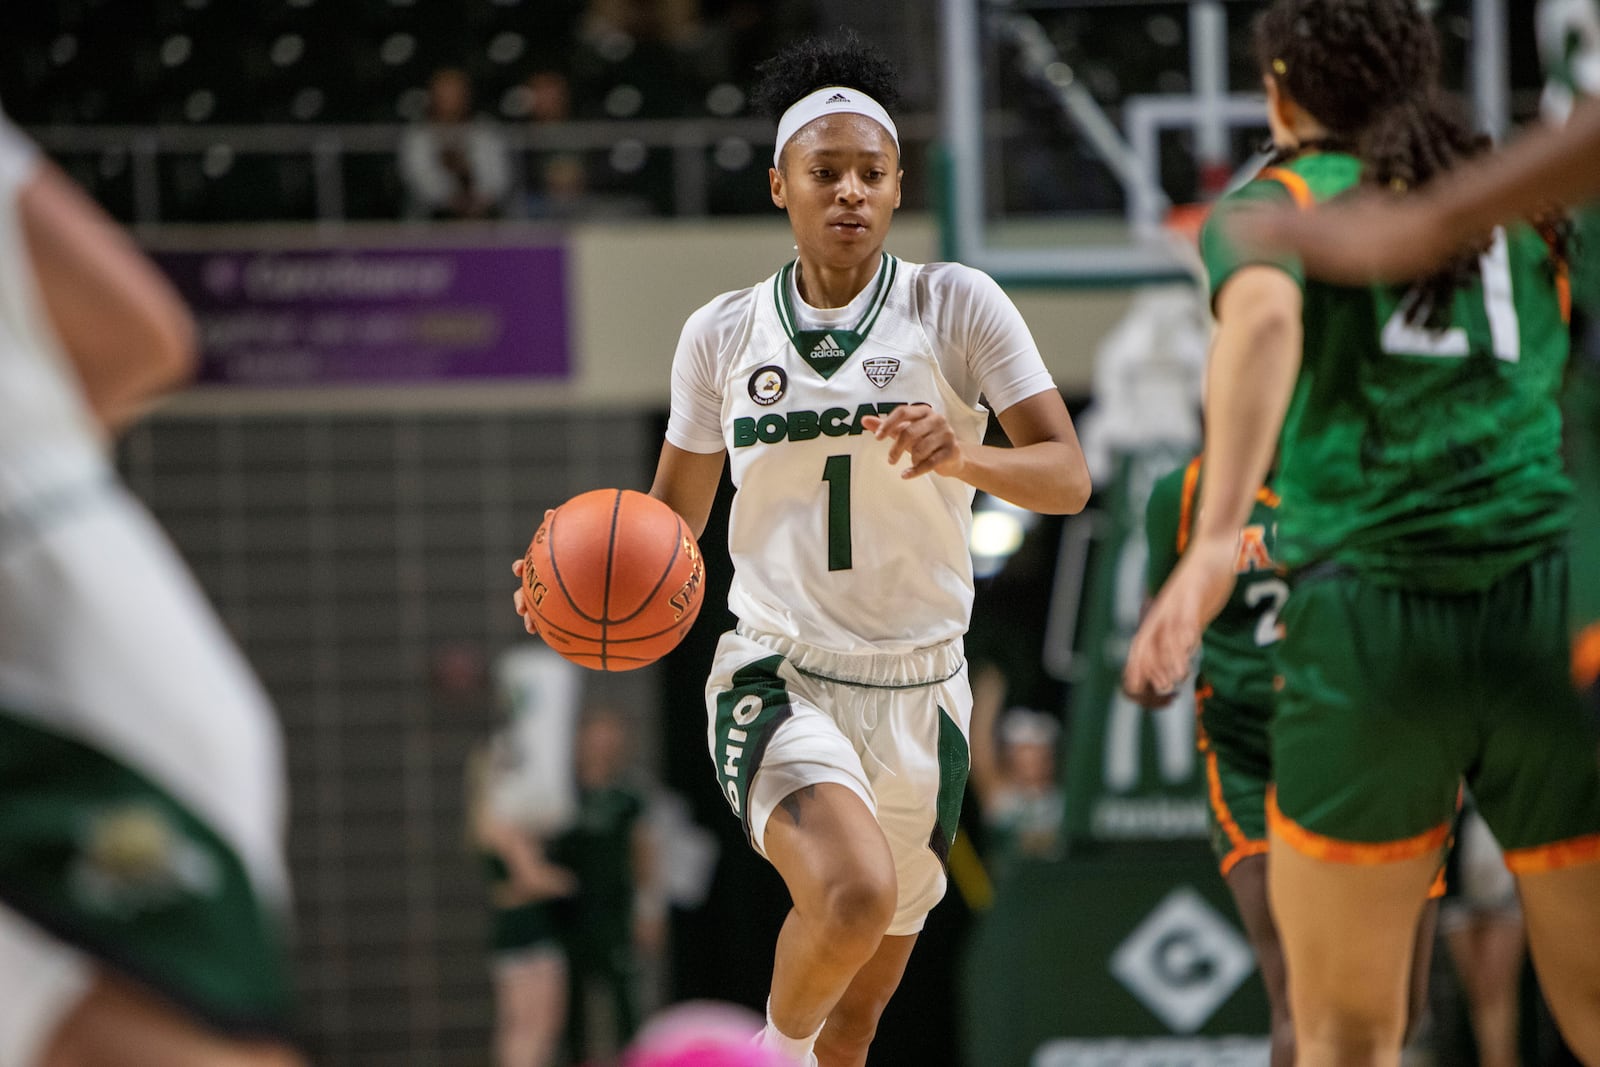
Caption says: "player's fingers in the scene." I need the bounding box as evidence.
[513,588,528,616]
[512,557,525,578]
[902,441,953,478]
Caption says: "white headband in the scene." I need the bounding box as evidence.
[772,85,900,169]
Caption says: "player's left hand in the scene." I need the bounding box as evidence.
[510,509,556,635]
[861,404,967,479]
[1122,535,1235,698]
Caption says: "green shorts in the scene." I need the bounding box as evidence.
[0,711,292,1035]
[1272,552,1600,873]
[1196,685,1271,877]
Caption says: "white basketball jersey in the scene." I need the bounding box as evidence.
[0,117,108,513]
[715,255,991,653]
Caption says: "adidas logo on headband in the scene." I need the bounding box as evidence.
[773,86,901,168]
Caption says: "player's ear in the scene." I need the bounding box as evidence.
[770,165,785,210]
[894,169,903,211]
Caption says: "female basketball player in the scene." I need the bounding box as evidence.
[519,31,1090,1067]
[0,115,299,1065]
[1124,1,1600,1063]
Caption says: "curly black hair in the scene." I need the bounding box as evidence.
[1254,0,1506,324]
[749,29,900,124]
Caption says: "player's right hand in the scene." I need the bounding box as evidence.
[510,509,556,636]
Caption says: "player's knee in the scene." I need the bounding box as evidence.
[206,1042,307,1067]
[815,871,896,951]
[1300,995,1407,1054]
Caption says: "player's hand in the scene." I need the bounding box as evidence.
[1123,676,1179,710]
[1231,194,1455,285]
[861,404,966,479]
[510,510,555,635]
[1122,535,1235,699]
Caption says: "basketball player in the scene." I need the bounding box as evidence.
[1122,1,1600,1063]
[519,31,1089,1067]
[1132,456,1438,1067]
[0,115,299,1065]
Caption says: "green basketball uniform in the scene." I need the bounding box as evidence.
[1145,457,1282,873]
[1202,153,1600,868]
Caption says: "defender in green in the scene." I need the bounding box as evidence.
[1125,0,1600,1062]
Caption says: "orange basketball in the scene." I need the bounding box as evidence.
[521,489,706,671]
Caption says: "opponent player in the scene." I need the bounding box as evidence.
[0,116,299,1064]
[1131,457,1437,1067]
[518,31,1090,1067]
[1122,1,1600,1063]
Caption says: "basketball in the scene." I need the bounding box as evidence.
[521,489,705,671]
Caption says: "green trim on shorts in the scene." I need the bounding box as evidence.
[931,707,970,866]
[711,655,794,844]
[0,710,291,1036]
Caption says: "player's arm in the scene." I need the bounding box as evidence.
[966,659,1011,813]
[1126,468,1188,708]
[1124,267,1301,697]
[1237,98,1600,284]
[20,160,197,433]
[479,817,576,905]
[648,444,724,541]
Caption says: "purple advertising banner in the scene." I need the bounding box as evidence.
[151,244,569,385]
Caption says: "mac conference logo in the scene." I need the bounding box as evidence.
[862,357,900,388]
[1109,887,1254,1034]
[748,365,787,406]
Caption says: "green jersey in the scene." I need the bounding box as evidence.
[1145,457,1283,714]
[1202,152,1572,592]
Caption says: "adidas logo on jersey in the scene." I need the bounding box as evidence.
[811,334,845,358]
[862,357,900,388]
[826,92,850,104]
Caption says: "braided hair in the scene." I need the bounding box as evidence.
[750,30,900,161]
[1254,0,1495,323]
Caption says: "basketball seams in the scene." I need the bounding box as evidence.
[525,487,705,672]
[601,489,622,670]
[604,501,686,625]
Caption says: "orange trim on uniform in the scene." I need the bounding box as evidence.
[1255,485,1281,508]
[1266,787,1452,864]
[1557,263,1572,325]
[1176,457,1203,554]
[1572,621,1600,691]
[1427,868,1447,900]
[1503,833,1600,874]
[1261,166,1314,211]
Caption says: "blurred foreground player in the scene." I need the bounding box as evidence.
[0,114,298,1066]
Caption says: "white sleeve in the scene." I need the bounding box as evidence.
[398,128,452,213]
[664,295,737,454]
[923,263,1056,413]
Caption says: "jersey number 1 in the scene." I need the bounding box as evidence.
[822,455,852,571]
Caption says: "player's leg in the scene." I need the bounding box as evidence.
[1222,855,1294,1067]
[1471,550,1600,1064]
[813,933,916,1067]
[1444,913,1525,1067]
[1269,834,1440,1067]
[492,950,567,1067]
[1513,864,1600,1062]
[40,972,303,1067]
[762,783,898,1053]
[1269,569,1468,1067]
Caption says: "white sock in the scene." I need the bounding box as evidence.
[754,997,823,1064]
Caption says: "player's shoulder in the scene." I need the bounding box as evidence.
[911,259,1000,294]
[680,280,768,343]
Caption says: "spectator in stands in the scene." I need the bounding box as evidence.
[523,69,593,220]
[399,67,512,220]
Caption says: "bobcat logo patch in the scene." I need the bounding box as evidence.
[748,365,787,406]
[862,357,900,388]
